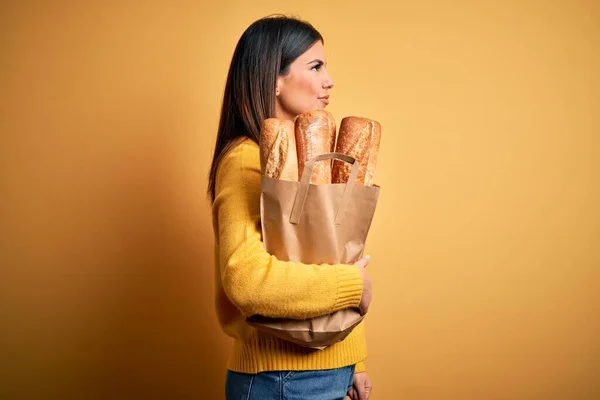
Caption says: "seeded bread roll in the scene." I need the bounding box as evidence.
[259,118,298,181]
[294,110,336,184]
[332,117,381,186]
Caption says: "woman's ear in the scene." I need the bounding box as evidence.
[276,75,285,97]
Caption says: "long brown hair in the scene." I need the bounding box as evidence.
[207,15,323,202]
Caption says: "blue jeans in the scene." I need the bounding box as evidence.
[225,365,355,400]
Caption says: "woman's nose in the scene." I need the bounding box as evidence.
[323,74,335,89]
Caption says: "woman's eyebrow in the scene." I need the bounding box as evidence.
[307,58,325,65]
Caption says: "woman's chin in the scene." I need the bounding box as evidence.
[293,104,327,116]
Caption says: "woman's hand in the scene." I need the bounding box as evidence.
[347,372,372,400]
[354,256,372,315]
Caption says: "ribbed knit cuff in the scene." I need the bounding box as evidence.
[355,361,367,373]
[228,322,368,373]
[333,265,364,312]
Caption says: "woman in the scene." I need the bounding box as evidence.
[208,15,373,400]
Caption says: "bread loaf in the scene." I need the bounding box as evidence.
[259,118,298,181]
[364,120,381,186]
[332,117,381,186]
[295,110,336,184]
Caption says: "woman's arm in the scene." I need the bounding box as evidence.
[212,141,364,320]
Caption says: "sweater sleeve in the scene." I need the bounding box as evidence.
[355,361,366,373]
[212,141,364,320]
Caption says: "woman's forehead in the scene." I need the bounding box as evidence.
[296,41,327,64]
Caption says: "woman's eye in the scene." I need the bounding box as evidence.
[312,64,322,71]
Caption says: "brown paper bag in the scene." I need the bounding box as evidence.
[247,152,380,350]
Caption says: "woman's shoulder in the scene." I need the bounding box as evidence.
[223,137,258,161]
[214,137,261,199]
[239,136,258,148]
[236,136,259,152]
[218,137,260,176]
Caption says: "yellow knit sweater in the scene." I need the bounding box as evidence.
[211,138,367,374]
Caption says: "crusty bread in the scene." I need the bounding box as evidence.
[364,120,381,186]
[294,110,336,184]
[259,118,298,181]
[332,117,381,185]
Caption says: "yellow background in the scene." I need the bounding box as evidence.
[1,1,599,398]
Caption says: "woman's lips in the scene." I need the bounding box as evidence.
[319,97,330,105]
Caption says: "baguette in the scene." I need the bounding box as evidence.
[294,110,336,184]
[259,118,298,181]
[332,117,381,185]
[364,120,381,186]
